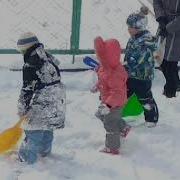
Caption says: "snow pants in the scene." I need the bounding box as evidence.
[96,107,127,149]
[19,130,53,164]
[127,78,159,123]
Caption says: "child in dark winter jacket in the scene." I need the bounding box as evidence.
[17,32,66,164]
[93,36,131,155]
[124,8,159,127]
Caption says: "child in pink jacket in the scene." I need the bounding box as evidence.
[93,36,131,155]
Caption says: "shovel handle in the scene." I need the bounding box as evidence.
[15,116,27,128]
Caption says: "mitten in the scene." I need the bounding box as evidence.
[90,85,98,93]
[98,104,110,115]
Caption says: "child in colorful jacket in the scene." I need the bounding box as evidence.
[93,36,131,155]
[124,8,159,127]
[17,32,66,164]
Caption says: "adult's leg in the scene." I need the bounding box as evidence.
[160,59,168,81]
[176,65,180,91]
[161,60,178,97]
[177,78,180,91]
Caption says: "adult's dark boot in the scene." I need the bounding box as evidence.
[163,88,176,98]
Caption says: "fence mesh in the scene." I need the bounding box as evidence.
[0,0,72,49]
[0,0,156,52]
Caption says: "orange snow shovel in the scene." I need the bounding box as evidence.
[0,116,27,155]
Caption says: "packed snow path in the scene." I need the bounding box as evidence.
[0,69,180,180]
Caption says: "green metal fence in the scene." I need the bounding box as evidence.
[0,0,95,58]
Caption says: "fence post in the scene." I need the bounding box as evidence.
[70,0,82,63]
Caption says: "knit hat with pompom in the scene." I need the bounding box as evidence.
[126,6,149,31]
[17,32,39,54]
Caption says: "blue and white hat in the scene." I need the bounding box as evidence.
[17,32,39,53]
[126,6,149,31]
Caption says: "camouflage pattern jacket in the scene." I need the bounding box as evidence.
[124,30,157,80]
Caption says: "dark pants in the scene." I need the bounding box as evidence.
[127,78,159,123]
[161,59,179,97]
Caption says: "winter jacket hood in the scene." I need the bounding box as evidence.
[24,43,44,66]
[94,36,128,108]
[94,36,122,69]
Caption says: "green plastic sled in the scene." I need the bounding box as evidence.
[122,94,144,120]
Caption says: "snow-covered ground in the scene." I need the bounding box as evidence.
[1,0,180,180]
[0,66,180,180]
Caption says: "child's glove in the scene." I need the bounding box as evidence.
[98,104,110,115]
[94,65,99,72]
[90,85,98,93]
[154,51,163,65]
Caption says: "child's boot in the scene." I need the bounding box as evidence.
[145,122,157,128]
[100,147,120,155]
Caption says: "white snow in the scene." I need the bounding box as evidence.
[0,65,180,180]
[0,0,180,180]
[80,0,157,48]
[0,0,157,49]
[0,0,72,49]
